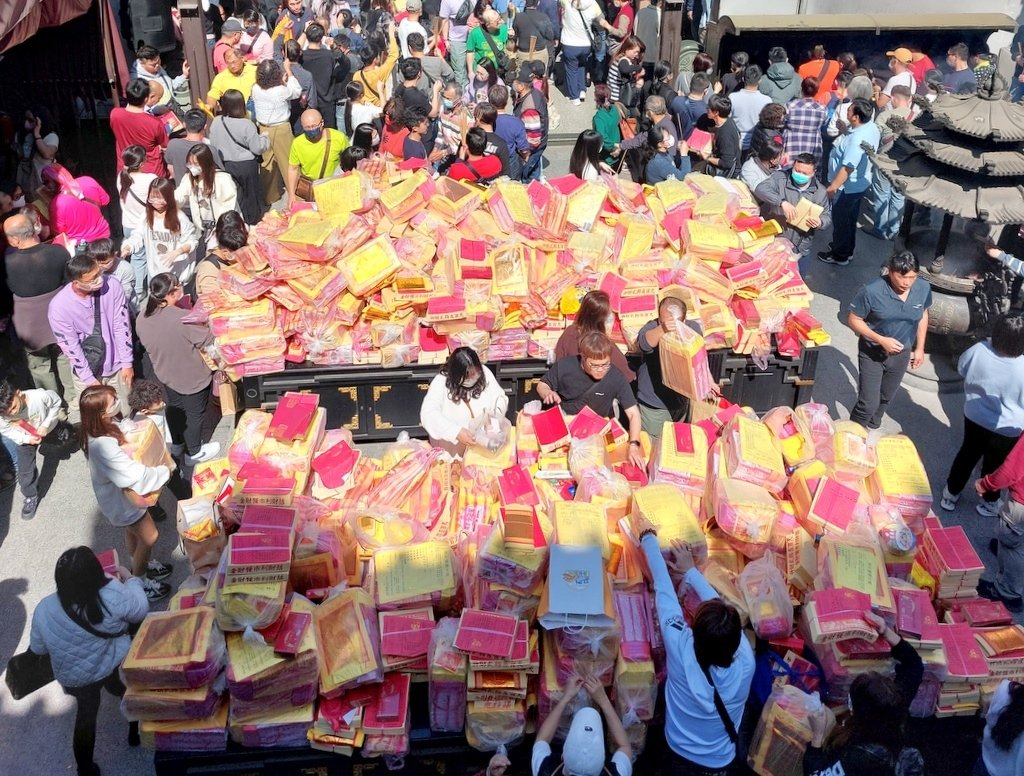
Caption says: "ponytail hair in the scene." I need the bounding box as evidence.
[119,145,146,202]
[345,81,364,136]
[144,272,180,317]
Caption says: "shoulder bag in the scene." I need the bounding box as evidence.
[218,116,262,163]
[702,664,739,745]
[578,7,599,54]
[295,130,333,201]
[79,291,107,379]
[481,28,511,76]
[6,605,127,700]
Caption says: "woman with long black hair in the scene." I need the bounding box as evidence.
[344,81,382,140]
[569,129,612,181]
[28,546,150,776]
[642,126,690,184]
[174,144,238,251]
[116,145,157,308]
[208,89,270,224]
[136,273,219,466]
[804,611,925,776]
[419,347,508,458]
[976,680,1024,775]
[120,177,198,295]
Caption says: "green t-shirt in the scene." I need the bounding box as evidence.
[287,129,349,178]
[466,24,509,68]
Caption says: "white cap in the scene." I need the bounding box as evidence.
[562,707,606,776]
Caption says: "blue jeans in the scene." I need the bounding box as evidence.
[829,189,866,261]
[123,226,147,307]
[871,171,905,239]
[522,145,545,182]
[562,44,591,100]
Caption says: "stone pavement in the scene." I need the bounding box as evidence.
[0,149,1010,776]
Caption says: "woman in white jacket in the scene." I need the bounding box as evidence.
[115,145,156,308]
[174,144,238,252]
[29,546,150,776]
[120,177,198,297]
[79,385,173,601]
[419,347,509,458]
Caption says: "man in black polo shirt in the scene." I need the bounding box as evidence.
[536,331,645,468]
[636,295,697,438]
[847,251,932,429]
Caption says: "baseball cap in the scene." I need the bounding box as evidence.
[222,19,244,33]
[406,0,422,11]
[886,47,913,64]
[562,708,606,776]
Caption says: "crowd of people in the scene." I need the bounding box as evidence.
[3,2,1024,776]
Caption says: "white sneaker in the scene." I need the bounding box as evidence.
[976,500,1000,518]
[569,98,582,106]
[939,486,959,511]
[184,442,221,465]
[579,90,586,100]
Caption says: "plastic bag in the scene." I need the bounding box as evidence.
[213,550,287,640]
[722,414,788,493]
[713,478,779,557]
[465,700,526,752]
[556,624,622,662]
[738,554,794,640]
[349,507,430,550]
[747,685,823,776]
[473,408,512,453]
[761,406,815,468]
[868,504,918,555]
[567,433,608,480]
[176,497,226,577]
[794,403,836,466]
[428,617,467,733]
[831,421,878,480]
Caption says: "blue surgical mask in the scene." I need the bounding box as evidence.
[304,128,323,142]
[442,98,455,110]
[791,171,811,186]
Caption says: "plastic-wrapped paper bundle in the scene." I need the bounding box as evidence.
[365,444,442,511]
[795,404,835,465]
[747,686,822,776]
[372,540,457,610]
[614,655,656,721]
[466,699,527,752]
[313,587,383,698]
[630,483,707,563]
[650,422,709,495]
[550,630,615,687]
[713,478,779,559]
[762,407,815,468]
[831,421,877,480]
[140,701,229,752]
[553,501,611,560]
[738,554,794,640]
[818,519,895,613]
[537,636,591,742]
[868,435,932,519]
[228,703,314,748]
[659,324,715,401]
[225,597,320,721]
[428,618,467,733]
[227,410,271,470]
[349,507,429,551]
[556,623,621,663]
[477,521,550,593]
[722,414,788,494]
[567,432,608,479]
[214,549,288,636]
[574,467,631,529]
[122,608,226,691]
[121,676,225,721]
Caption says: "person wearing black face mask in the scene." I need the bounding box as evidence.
[420,347,509,458]
[286,108,349,207]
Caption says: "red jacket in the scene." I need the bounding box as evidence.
[980,433,1024,504]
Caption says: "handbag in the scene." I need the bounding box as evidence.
[6,606,127,700]
[80,292,106,379]
[618,77,639,110]
[5,650,54,700]
[295,130,333,201]
[616,103,637,140]
[218,116,262,163]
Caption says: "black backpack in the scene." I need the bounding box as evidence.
[453,0,472,26]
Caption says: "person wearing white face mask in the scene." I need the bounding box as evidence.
[174,144,238,251]
[420,347,509,458]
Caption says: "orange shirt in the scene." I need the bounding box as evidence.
[797,59,842,105]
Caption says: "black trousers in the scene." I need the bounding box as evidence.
[850,344,911,429]
[663,748,734,776]
[222,158,264,225]
[64,668,133,774]
[945,416,1020,500]
[165,383,212,456]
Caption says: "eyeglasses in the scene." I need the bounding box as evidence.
[585,360,612,372]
